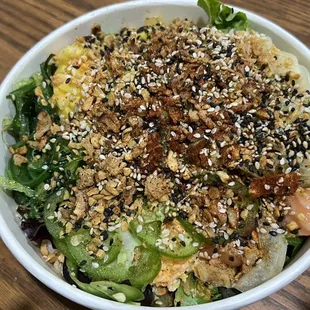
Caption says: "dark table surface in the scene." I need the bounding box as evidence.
[0,1,309,309]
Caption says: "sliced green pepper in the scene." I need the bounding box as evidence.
[130,219,200,259]
[66,259,112,299]
[130,220,161,246]
[43,189,66,239]
[128,246,161,289]
[66,231,137,283]
[66,229,121,271]
[178,217,211,245]
[66,260,144,303]
[90,281,144,302]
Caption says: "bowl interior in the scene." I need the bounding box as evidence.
[0,1,309,310]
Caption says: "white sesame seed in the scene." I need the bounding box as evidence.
[271,223,279,229]
[92,262,99,268]
[178,234,185,242]
[193,242,199,247]
[136,225,143,233]
[247,204,254,210]
[303,141,308,149]
[44,184,51,191]
[260,228,267,234]
[193,133,201,138]
[139,105,146,111]
[124,93,132,99]
[285,167,292,174]
[264,184,271,190]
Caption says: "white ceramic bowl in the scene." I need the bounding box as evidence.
[0,1,309,309]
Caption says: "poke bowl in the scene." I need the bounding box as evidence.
[0,1,309,310]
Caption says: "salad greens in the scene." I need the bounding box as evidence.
[285,236,306,265]
[1,54,82,220]
[198,0,249,31]
[0,176,35,197]
[174,273,211,306]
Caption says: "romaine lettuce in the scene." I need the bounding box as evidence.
[198,0,249,31]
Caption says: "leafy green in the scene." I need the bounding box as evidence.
[2,118,13,133]
[174,273,210,306]
[198,0,249,31]
[285,236,306,265]
[0,176,35,197]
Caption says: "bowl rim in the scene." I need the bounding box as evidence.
[0,1,309,309]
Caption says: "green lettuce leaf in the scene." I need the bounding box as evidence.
[0,175,35,197]
[174,273,211,306]
[197,0,249,31]
[285,236,306,265]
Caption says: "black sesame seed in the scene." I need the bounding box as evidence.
[137,26,147,33]
[164,216,174,223]
[269,231,278,237]
[65,78,71,84]
[102,231,109,241]
[212,236,221,244]
[180,240,186,247]
[80,260,87,266]
[74,219,83,230]
[261,63,268,70]
[179,210,188,219]
[104,45,112,55]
